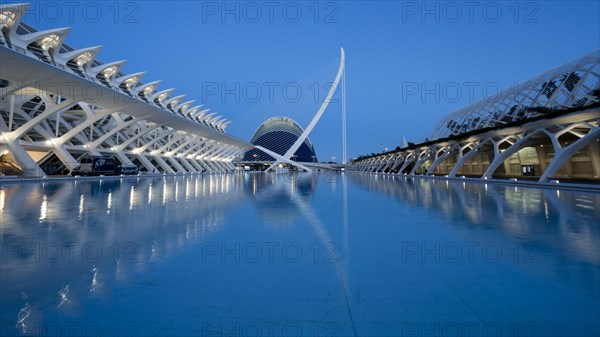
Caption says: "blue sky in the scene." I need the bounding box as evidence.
[13,0,600,161]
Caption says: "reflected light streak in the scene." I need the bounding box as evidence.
[90,266,99,292]
[163,181,168,205]
[185,179,191,201]
[107,192,112,214]
[78,194,85,218]
[0,189,5,215]
[130,186,136,211]
[39,195,48,221]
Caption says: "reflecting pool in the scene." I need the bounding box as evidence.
[0,173,599,336]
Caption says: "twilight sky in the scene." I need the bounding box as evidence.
[13,0,600,161]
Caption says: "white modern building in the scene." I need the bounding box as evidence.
[349,50,600,183]
[0,3,252,177]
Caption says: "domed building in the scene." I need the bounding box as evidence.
[243,117,318,163]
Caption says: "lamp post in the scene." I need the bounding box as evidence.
[253,153,258,162]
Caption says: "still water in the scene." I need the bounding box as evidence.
[0,173,598,337]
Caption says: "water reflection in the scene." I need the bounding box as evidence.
[0,173,598,336]
[244,172,318,228]
[349,174,600,264]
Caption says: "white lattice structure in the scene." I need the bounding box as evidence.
[0,3,252,177]
[349,50,600,183]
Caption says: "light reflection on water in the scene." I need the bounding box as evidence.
[0,173,598,336]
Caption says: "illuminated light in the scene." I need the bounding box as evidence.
[0,11,16,28]
[510,178,518,181]
[1,150,8,156]
[0,189,5,214]
[90,266,99,292]
[39,195,48,221]
[45,140,53,146]
[129,186,136,210]
[550,180,560,184]
[107,192,112,214]
[78,194,84,217]
[39,34,60,51]
[143,85,155,94]
[124,77,138,88]
[74,52,93,66]
[157,93,169,102]
[102,66,118,78]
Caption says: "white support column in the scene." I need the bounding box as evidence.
[187,159,205,172]
[388,155,403,173]
[410,149,434,175]
[448,142,480,177]
[482,134,537,179]
[398,153,417,174]
[9,98,76,139]
[0,119,44,177]
[426,146,457,175]
[136,154,159,174]
[197,160,214,172]
[167,157,187,173]
[116,124,165,152]
[88,115,143,150]
[153,156,176,174]
[204,160,219,172]
[177,157,198,173]
[540,127,600,182]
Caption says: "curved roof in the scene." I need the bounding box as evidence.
[245,116,317,162]
[250,116,315,149]
[430,50,600,140]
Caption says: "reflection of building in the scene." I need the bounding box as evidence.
[243,117,317,163]
[350,50,600,183]
[244,172,317,228]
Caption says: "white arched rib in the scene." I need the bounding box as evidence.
[265,47,345,171]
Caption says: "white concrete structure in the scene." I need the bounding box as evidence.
[264,48,345,172]
[349,50,600,183]
[0,3,252,177]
